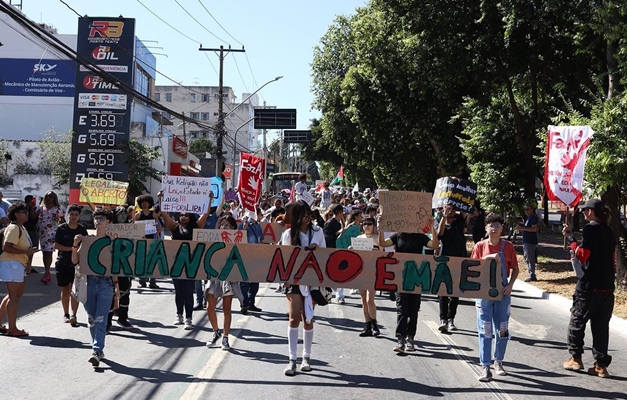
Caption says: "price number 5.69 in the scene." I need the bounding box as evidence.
[76,133,117,146]
[76,153,116,167]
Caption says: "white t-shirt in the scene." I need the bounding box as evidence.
[320,189,332,206]
[280,226,326,248]
[295,182,307,195]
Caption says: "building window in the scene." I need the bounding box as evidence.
[213,112,219,117]
[201,94,210,102]
[201,112,210,121]
[155,92,161,101]
[166,93,172,102]
[190,93,196,103]
[190,112,200,120]
[135,67,151,98]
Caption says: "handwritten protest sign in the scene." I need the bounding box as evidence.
[432,177,477,213]
[260,222,286,244]
[161,175,214,214]
[193,229,248,244]
[379,191,433,234]
[337,225,362,249]
[134,219,157,236]
[296,191,315,206]
[351,237,374,251]
[80,178,128,205]
[78,236,503,300]
[106,223,144,239]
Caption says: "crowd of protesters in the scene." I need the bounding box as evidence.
[0,181,618,380]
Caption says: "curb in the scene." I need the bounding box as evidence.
[513,279,627,335]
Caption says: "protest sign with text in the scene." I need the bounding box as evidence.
[78,237,503,300]
[260,222,286,244]
[544,125,594,207]
[80,178,128,205]
[432,177,477,213]
[351,237,374,251]
[379,191,433,234]
[161,175,214,214]
[106,223,144,239]
[237,152,265,219]
[134,219,157,236]
[192,229,248,243]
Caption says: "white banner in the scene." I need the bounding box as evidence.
[161,175,214,214]
[192,229,248,244]
[545,126,594,207]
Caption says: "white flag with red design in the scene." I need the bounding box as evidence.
[237,152,265,219]
[544,125,594,207]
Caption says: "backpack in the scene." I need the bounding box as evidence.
[0,223,23,256]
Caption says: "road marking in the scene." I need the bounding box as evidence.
[180,285,269,400]
[0,292,47,297]
[425,320,513,400]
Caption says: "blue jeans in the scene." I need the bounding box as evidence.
[173,279,195,319]
[84,276,114,353]
[523,243,537,276]
[195,280,205,306]
[476,295,511,365]
[240,282,259,308]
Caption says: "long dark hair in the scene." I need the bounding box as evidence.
[289,200,313,246]
[592,206,612,225]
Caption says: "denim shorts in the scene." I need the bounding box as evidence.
[0,260,27,282]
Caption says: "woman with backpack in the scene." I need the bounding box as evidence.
[0,201,40,336]
[280,200,326,376]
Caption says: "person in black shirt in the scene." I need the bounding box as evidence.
[379,215,439,353]
[24,195,40,274]
[53,204,88,326]
[562,199,616,378]
[323,204,346,303]
[437,205,468,333]
[134,194,160,289]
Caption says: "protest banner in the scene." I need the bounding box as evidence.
[134,219,157,236]
[545,125,594,207]
[336,225,361,249]
[351,237,374,251]
[296,191,315,206]
[432,177,477,213]
[79,178,128,205]
[225,190,238,202]
[237,152,265,219]
[193,229,248,244]
[260,222,286,244]
[379,191,433,234]
[78,236,503,300]
[160,175,215,214]
[106,223,145,239]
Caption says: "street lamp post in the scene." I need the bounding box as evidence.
[231,117,254,188]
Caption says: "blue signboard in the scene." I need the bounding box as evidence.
[0,58,76,97]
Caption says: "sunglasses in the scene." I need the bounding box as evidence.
[488,223,502,228]
[362,222,374,226]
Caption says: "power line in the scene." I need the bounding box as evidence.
[244,53,262,101]
[196,0,243,47]
[203,51,219,77]
[232,55,250,93]
[172,0,228,44]
[136,0,200,45]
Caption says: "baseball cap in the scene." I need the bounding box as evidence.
[581,198,604,212]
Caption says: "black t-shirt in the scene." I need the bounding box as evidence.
[438,214,468,257]
[390,233,430,254]
[24,207,39,232]
[471,209,486,242]
[171,221,198,241]
[323,218,342,248]
[55,223,88,267]
[577,221,616,292]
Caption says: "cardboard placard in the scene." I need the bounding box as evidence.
[79,178,128,205]
[296,191,315,206]
[78,236,504,300]
[106,223,144,239]
[379,191,433,234]
[192,229,248,243]
[351,237,374,251]
[161,175,215,214]
[134,219,157,235]
[432,177,477,213]
[260,222,287,244]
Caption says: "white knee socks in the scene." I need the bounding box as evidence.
[288,327,298,360]
[303,328,313,358]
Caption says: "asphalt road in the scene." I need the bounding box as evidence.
[1,252,626,400]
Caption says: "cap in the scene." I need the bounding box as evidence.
[581,198,604,212]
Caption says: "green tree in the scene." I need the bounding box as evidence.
[124,139,164,200]
[38,129,72,186]
[188,138,216,159]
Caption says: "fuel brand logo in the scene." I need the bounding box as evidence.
[89,21,124,38]
[91,46,119,61]
[83,75,118,90]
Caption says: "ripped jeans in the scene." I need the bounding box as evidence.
[84,276,114,353]
[476,295,511,365]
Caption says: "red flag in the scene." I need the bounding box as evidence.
[237,152,265,219]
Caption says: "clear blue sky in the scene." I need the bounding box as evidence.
[20,0,367,142]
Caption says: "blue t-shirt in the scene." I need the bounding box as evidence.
[522,213,539,245]
[204,213,218,230]
[238,221,264,244]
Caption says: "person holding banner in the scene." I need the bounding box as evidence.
[54,204,88,327]
[471,213,519,382]
[280,200,326,376]
[352,215,381,337]
[437,205,468,333]
[239,211,264,315]
[205,215,244,350]
[71,209,120,367]
[378,216,439,354]
[158,190,213,331]
[134,194,160,289]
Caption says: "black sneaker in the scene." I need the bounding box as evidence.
[359,321,373,337]
[524,275,538,282]
[117,319,133,329]
[193,304,204,311]
[438,319,449,333]
[206,329,222,347]
[240,307,249,315]
[371,320,381,337]
[248,305,263,312]
[393,338,405,353]
[148,283,160,289]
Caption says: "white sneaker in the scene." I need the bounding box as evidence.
[493,361,507,376]
[184,318,193,330]
[350,289,360,295]
[174,314,184,325]
[300,357,312,372]
[284,360,297,376]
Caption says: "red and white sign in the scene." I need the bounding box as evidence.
[223,164,233,179]
[173,136,188,159]
[544,125,594,207]
[237,152,265,219]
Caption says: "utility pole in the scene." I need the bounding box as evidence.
[199,45,245,177]
[262,101,268,192]
[182,111,186,143]
[279,130,283,173]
